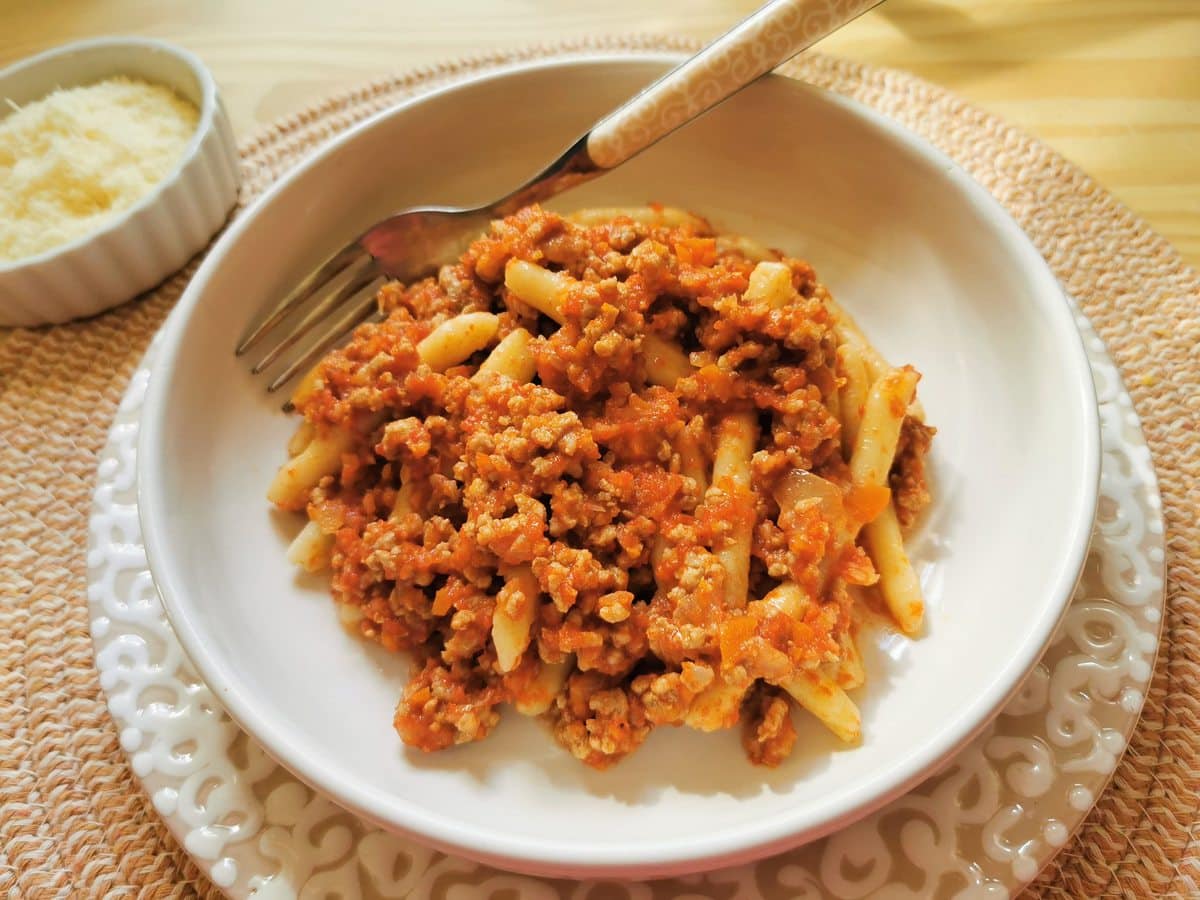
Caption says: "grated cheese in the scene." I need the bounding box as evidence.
[0,76,199,263]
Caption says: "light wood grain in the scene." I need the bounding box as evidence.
[3,0,1197,266]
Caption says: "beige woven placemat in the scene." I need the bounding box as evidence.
[1,37,1196,899]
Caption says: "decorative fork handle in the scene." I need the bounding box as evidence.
[498,0,883,212]
[586,0,884,169]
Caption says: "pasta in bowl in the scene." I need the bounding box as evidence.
[269,204,934,768]
[137,54,1099,877]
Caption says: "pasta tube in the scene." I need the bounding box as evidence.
[492,565,540,673]
[416,311,499,371]
[862,503,924,636]
[710,411,757,609]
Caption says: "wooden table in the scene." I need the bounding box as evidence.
[4,0,1198,267]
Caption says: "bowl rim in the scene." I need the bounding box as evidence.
[0,36,220,274]
[137,52,1101,877]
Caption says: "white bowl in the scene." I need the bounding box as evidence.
[0,37,240,326]
[137,55,1099,878]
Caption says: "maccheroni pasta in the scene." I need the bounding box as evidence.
[269,204,934,768]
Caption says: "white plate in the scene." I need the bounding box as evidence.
[89,304,1160,897]
[135,56,1100,877]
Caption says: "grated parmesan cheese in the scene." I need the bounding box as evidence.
[0,76,199,263]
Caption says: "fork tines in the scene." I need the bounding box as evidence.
[237,244,384,393]
[274,292,384,399]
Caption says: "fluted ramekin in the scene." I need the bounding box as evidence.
[0,37,240,327]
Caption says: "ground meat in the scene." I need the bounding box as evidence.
[741,685,798,767]
[631,662,713,725]
[278,204,933,769]
[891,417,936,527]
[551,671,651,768]
[394,658,502,751]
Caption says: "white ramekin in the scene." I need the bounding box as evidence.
[0,37,240,327]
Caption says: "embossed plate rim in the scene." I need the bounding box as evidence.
[86,297,1163,896]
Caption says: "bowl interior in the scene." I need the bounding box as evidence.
[140,56,1098,877]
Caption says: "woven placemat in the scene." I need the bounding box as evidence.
[1,36,1196,899]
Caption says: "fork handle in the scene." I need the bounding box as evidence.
[586,0,884,169]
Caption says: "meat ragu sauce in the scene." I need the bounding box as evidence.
[279,204,933,768]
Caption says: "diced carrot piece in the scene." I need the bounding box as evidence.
[674,238,717,267]
[845,484,892,524]
[719,614,759,668]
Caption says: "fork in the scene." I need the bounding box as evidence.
[237,0,884,393]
